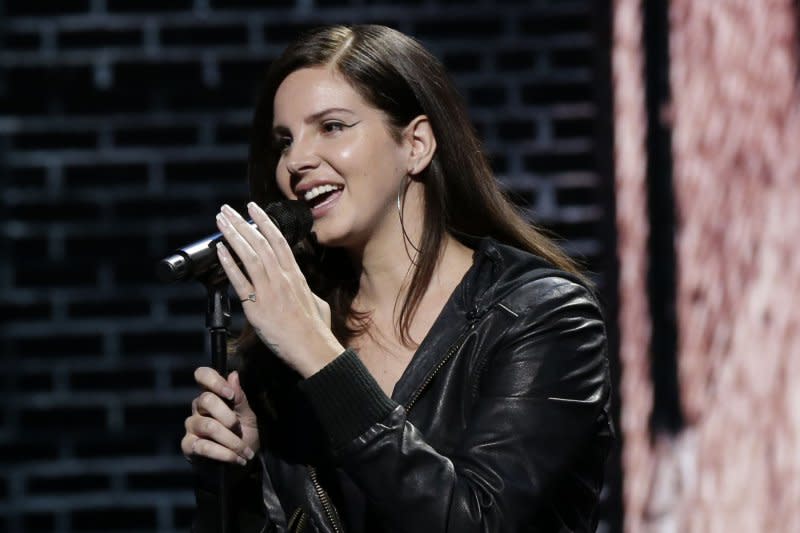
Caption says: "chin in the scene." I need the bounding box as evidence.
[311,220,349,248]
[312,222,368,251]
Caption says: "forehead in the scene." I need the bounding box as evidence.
[272,67,366,123]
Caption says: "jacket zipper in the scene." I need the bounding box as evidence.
[303,318,478,532]
[288,506,307,532]
[308,465,344,533]
[404,321,476,413]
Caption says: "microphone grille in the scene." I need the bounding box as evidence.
[264,200,313,246]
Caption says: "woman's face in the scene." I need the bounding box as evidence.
[272,66,413,249]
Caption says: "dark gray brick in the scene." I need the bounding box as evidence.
[161,24,249,47]
[22,512,56,533]
[58,29,142,49]
[3,31,41,50]
[20,405,108,433]
[106,0,192,13]
[70,507,157,531]
[64,162,149,189]
[27,473,111,495]
[211,0,294,9]
[0,441,60,464]
[4,0,89,17]
[12,334,104,358]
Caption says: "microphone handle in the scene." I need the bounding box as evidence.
[157,220,255,283]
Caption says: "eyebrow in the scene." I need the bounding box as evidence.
[272,107,356,134]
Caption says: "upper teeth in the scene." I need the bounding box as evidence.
[303,184,341,201]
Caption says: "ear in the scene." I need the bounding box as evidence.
[403,115,437,177]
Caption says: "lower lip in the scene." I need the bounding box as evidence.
[310,189,343,219]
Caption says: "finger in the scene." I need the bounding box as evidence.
[227,370,249,409]
[247,202,314,302]
[216,242,258,302]
[245,201,322,316]
[181,433,199,458]
[194,391,239,430]
[247,202,297,273]
[223,204,284,275]
[194,367,235,401]
[220,204,283,285]
[187,415,252,459]
[216,208,267,287]
[188,436,250,466]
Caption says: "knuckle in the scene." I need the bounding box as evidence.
[236,440,250,455]
[200,392,216,409]
[255,240,271,256]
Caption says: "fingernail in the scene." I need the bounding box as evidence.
[221,204,236,217]
[236,456,247,466]
[247,201,258,213]
[216,213,229,227]
[222,386,234,400]
[243,447,254,459]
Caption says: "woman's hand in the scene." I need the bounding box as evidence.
[214,202,344,377]
[181,368,260,465]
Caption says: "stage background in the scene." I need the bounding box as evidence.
[0,1,620,532]
[613,0,800,531]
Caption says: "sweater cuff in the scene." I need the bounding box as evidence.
[298,348,397,450]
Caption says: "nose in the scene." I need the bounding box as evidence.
[284,134,321,177]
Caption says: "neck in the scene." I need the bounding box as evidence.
[346,184,474,320]
[349,181,426,313]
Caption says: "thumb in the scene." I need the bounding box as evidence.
[228,370,258,433]
[227,370,246,406]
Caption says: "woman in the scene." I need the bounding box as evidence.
[183,24,613,533]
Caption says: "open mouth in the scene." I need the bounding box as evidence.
[302,184,344,209]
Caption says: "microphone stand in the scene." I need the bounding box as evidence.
[204,273,232,533]
[157,201,312,532]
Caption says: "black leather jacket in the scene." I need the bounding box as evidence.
[193,238,614,533]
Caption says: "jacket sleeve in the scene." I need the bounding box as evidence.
[298,277,612,532]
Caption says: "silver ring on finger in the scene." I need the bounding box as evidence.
[241,292,256,303]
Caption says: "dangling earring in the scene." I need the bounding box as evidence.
[397,174,422,262]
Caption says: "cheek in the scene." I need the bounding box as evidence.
[333,140,356,164]
[275,167,294,199]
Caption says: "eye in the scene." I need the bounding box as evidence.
[322,121,346,134]
[273,135,292,153]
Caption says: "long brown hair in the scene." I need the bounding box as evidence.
[240,24,584,353]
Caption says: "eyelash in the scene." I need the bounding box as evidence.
[274,121,355,154]
[274,137,292,153]
[322,120,348,133]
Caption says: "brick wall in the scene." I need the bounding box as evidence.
[0,1,617,531]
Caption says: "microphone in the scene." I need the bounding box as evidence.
[156,200,313,283]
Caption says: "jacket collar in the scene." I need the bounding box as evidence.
[390,237,514,405]
[390,236,573,405]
